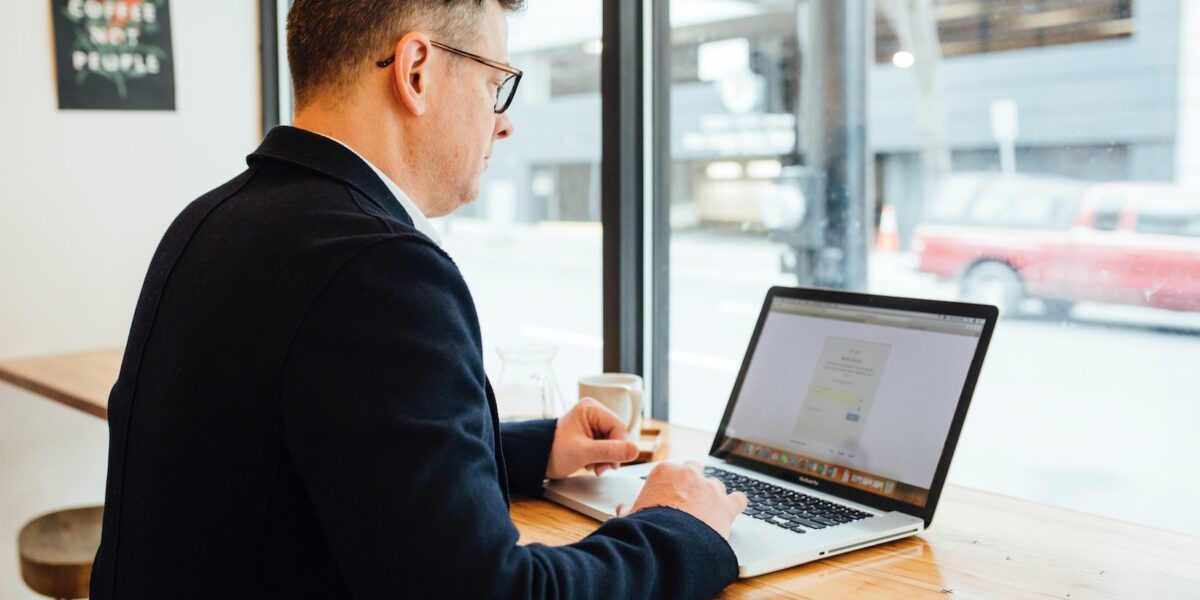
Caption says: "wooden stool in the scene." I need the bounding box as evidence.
[17,506,103,600]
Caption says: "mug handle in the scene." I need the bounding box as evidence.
[624,388,643,433]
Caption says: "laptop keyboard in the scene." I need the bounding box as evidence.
[694,466,872,534]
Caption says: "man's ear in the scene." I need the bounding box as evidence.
[390,32,432,117]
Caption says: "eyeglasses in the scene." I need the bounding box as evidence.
[376,41,523,114]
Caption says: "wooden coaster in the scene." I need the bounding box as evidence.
[632,419,668,464]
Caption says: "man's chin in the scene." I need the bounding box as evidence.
[429,188,480,218]
[456,194,480,212]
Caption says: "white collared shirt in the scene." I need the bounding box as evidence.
[318,133,442,245]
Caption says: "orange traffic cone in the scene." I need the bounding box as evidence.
[876,204,899,253]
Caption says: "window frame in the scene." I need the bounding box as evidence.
[600,0,671,420]
[259,0,287,134]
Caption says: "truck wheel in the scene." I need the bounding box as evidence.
[962,261,1024,317]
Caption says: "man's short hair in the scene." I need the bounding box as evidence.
[287,0,525,109]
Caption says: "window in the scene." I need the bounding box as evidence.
[1135,199,1200,237]
[444,5,605,409]
[659,0,1200,539]
[1091,196,1125,231]
[875,0,1135,61]
[264,0,1200,538]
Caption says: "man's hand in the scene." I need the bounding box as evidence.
[615,461,748,539]
[545,397,640,480]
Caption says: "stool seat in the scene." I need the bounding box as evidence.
[18,506,103,600]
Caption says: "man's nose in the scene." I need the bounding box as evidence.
[494,111,514,140]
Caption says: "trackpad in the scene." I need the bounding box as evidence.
[543,474,645,521]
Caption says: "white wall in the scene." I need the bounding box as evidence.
[0,2,260,597]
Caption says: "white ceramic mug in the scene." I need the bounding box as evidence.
[578,373,644,437]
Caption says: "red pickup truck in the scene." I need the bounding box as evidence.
[913,173,1200,317]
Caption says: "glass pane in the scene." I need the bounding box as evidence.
[442,3,604,413]
[663,0,1200,536]
[1135,197,1200,237]
[1091,196,1125,231]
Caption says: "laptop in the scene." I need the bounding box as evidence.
[544,286,998,577]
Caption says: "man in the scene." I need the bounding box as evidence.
[91,0,746,597]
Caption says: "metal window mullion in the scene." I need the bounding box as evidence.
[259,0,280,135]
[648,0,671,421]
[601,0,645,377]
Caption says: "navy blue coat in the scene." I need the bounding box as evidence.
[90,126,738,598]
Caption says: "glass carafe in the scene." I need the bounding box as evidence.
[494,344,564,421]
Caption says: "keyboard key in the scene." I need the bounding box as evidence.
[791,517,826,530]
[700,466,869,534]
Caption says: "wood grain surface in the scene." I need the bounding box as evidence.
[3,349,1197,598]
[0,349,117,419]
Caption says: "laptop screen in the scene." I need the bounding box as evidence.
[713,295,988,508]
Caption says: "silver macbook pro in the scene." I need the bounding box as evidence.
[544,286,998,578]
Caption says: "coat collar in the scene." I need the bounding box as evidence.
[247,125,415,228]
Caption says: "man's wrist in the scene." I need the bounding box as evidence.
[499,418,558,496]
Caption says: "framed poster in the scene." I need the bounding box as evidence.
[51,0,176,110]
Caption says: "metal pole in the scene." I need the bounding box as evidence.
[797,0,871,290]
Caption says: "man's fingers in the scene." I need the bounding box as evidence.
[583,399,630,441]
[615,503,628,517]
[684,460,705,476]
[710,478,727,494]
[592,439,639,463]
[729,491,749,513]
[592,462,618,476]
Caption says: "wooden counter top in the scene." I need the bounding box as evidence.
[3,349,1197,598]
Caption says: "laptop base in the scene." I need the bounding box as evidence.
[544,457,924,578]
